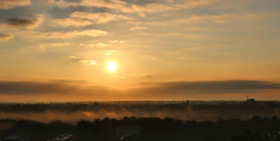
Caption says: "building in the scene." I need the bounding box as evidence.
[2,135,29,141]
[246,96,255,103]
[53,134,73,141]
[116,126,141,139]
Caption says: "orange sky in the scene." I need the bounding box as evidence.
[0,0,280,102]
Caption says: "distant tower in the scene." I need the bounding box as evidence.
[246,96,255,103]
[186,100,189,105]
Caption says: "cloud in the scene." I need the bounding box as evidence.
[48,0,127,9]
[7,18,36,27]
[0,33,13,41]
[47,0,215,17]
[52,18,92,27]
[126,13,268,34]
[80,0,127,9]
[141,73,154,78]
[0,80,279,98]
[0,0,31,10]
[100,49,118,55]
[34,42,70,51]
[67,56,77,59]
[88,42,107,47]
[121,3,176,15]
[165,13,266,27]
[180,0,216,8]
[6,15,43,29]
[47,0,79,8]
[0,80,80,95]
[119,0,215,16]
[97,42,107,47]
[67,56,96,65]
[109,40,124,43]
[0,80,120,101]
[186,14,263,24]
[135,80,280,95]
[79,59,96,65]
[36,29,108,39]
[129,26,147,31]
[71,11,131,24]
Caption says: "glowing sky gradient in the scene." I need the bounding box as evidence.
[0,0,280,101]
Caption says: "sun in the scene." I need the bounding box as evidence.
[106,61,117,72]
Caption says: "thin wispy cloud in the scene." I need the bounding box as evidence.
[79,0,127,9]
[47,0,79,8]
[34,42,70,51]
[0,0,31,10]
[129,26,147,31]
[71,11,131,24]
[67,56,96,66]
[35,29,108,39]
[109,40,124,43]
[52,18,92,27]
[47,0,214,15]
[79,59,96,65]
[121,3,177,16]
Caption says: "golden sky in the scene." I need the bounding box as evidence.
[0,0,280,102]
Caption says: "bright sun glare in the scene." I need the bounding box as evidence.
[106,61,117,72]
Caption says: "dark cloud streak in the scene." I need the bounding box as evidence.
[136,80,280,95]
[0,80,78,95]
[156,80,280,90]
[0,80,279,98]
[7,18,38,28]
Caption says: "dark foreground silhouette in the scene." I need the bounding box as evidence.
[1,116,280,141]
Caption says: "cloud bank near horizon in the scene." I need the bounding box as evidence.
[0,80,279,101]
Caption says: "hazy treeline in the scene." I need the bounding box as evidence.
[1,116,280,141]
[0,101,279,123]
